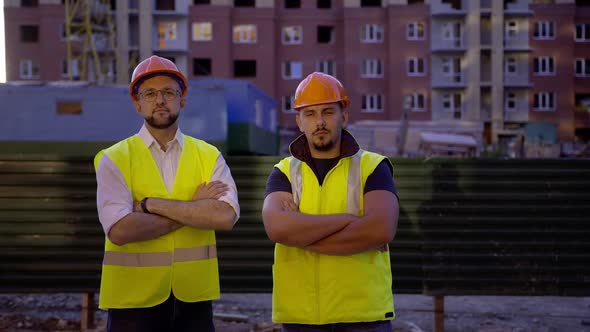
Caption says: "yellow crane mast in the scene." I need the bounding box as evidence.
[63,0,117,84]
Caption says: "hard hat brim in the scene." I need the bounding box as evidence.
[293,98,350,111]
[129,69,188,100]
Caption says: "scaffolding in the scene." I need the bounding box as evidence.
[63,0,118,84]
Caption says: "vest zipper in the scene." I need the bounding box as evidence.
[315,253,320,323]
[170,200,176,298]
[314,159,344,324]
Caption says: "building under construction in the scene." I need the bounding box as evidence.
[3,0,590,157]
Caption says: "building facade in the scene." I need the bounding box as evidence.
[4,0,590,155]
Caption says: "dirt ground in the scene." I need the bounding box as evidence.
[0,293,589,332]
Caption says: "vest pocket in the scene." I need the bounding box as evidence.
[172,259,220,302]
[272,261,316,323]
[99,266,171,309]
[319,257,393,323]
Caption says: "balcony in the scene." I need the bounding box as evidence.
[108,0,139,14]
[432,73,465,88]
[153,44,189,53]
[432,38,466,52]
[504,38,532,52]
[504,109,528,122]
[153,0,188,16]
[433,108,464,121]
[504,75,531,88]
[504,0,533,16]
[153,19,188,52]
[153,10,187,17]
[431,0,467,17]
[432,19,465,52]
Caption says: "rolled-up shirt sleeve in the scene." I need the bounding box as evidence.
[95,155,133,236]
[210,154,240,223]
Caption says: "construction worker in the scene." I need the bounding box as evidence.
[262,72,399,332]
[94,55,240,332]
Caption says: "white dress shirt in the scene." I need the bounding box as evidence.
[95,125,240,235]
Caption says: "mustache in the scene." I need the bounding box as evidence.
[313,127,329,134]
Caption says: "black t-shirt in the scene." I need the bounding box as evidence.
[264,159,397,198]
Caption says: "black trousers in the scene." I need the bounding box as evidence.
[107,293,214,332]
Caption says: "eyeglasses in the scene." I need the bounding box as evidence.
[138,88,181,102]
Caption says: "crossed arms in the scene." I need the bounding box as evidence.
[261,190,399,255]
[108,181,236,246]
[96,155,238,246]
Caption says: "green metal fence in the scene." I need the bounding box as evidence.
[413,159,590,296]
[0,155,588,296]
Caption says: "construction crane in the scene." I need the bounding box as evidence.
[63,0,118,84]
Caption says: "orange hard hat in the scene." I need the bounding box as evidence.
[129,55,188,100]
[292,72,350,111]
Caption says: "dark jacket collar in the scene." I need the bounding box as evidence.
[289,129,361,164]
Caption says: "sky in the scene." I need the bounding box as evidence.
[0,0,5,83]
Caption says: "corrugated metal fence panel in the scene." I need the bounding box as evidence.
[219,156,279,292]
[1,155,589,296]
[0,155,102,292]
[416,159,590,296]
[389,159,428,294]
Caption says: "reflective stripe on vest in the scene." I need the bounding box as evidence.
[289,158,302,206]
[289,150,363,215]
[103,245,217,267]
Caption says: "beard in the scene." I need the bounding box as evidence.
[313,139,335,151]
[146,112,179,129]
[311,127,340,151]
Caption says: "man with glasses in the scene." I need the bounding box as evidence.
[94,55,240,332]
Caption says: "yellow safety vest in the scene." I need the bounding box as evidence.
[94,134,221,309]
[272,149,395,324]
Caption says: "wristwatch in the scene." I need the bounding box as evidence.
[140,197,150,214]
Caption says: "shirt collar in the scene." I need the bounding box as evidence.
[138,124,184,150]
[289,129,360,164]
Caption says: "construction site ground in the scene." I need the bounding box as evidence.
[0,293,588,332]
